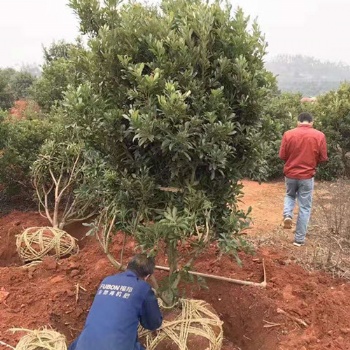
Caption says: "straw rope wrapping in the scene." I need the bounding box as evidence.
[11,328,67,350]
[139,299,223,350]
[16,227,78,262]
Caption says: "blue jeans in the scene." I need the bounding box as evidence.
[283,177,314,243]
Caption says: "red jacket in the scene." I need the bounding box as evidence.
[279,124,328,179]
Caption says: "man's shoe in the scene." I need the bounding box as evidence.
[283,216,293,229]
[293,241,305,247]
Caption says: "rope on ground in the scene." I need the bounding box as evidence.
[16,227,78,262]
[0,340,15,349]
[10,328,67,350]
[21,261,43,269]
[139,299,223,350]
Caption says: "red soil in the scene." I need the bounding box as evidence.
[9,100,40,120]
[1,180,350,350]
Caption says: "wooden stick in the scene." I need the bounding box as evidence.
[155,259,267,288]
[75,284,79,303]
[263,324,281,328]
[277,308,308,327]
[102,238,267,289]
[75,284,87,303]
[263,319,282,328]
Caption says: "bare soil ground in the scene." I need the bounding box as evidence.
[1,180,350,350]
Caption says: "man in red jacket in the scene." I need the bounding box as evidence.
[279,112,328,246]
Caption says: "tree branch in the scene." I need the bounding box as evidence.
[49,168,59,187]
[57,153,82,198]
[42,184,53,226]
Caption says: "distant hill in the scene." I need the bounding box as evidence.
[266,55,350,96]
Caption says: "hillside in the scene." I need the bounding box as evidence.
[266,55,350,96]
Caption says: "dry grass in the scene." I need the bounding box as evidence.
[248,179,350,280]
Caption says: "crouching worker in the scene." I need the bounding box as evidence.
[69,254,162,350]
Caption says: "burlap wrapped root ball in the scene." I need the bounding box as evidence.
[139,299,223,350]
[12,328,67,350]
[16,227,78,262]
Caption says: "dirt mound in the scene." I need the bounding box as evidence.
[0,235,115,347]
[1,181,350,349]
[192,248,350,350]
[0,211,49,266]
[0,211,92,267]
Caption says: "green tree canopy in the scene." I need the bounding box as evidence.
[31,40,86,111]
[311,83,350,178]
[0,68,36,110]
[62,0,276,303]
[0,68,15,110]
[11,71,36,100]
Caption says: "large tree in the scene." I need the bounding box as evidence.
[65,0,276,304]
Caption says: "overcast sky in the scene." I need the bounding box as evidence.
[1,0,349,68]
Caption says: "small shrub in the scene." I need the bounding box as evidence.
[32,140,102,229]
[0,116,52,195]
[310,83,350,180]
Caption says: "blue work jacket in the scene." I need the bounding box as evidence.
[69,270,162,350]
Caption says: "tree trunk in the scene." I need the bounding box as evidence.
[160,241,178,307]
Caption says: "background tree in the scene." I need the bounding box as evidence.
[0,110,8,149]
[310,83,350,179]
[11,71,36,100]
[266,55,350,96]
[31,40,86,111]
[253,92,304,180]
[0,116,52,195]
[0,68,36,110]
[250,84,350,181]
[0,68,16,110]
[43,40,76,62]
[0,67,45,197]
